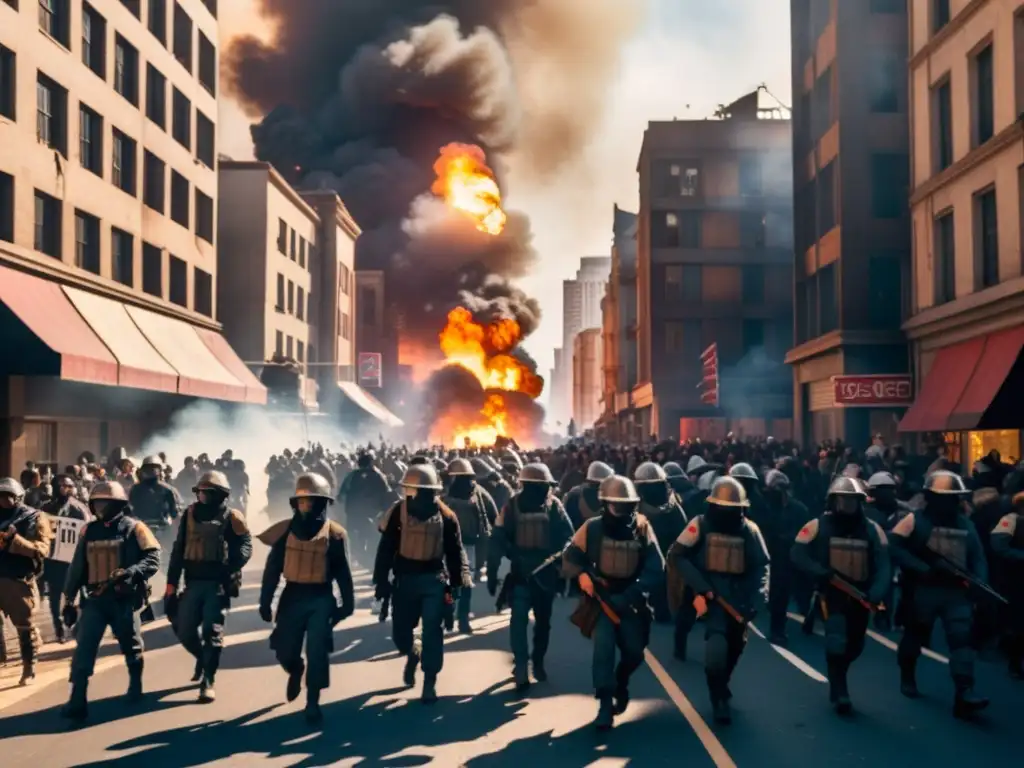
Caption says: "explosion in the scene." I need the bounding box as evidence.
[431,144,507,235]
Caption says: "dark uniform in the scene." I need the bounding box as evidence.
[129,455,183,550]
[791,477,891,713]
[336,450,394,562]
[477,460,514,515]
[563,475,664,730]
[41,477,91,643]
[633,462,687,626]
[563,461,614,530]
[258,473,355,723]
[61,482,161,721]
[761,469,812,645]
[487,463,574,690]
[373,464,470,703]
[668,476,769,725]
[165,470,253,702]
[990,499,1024,678]
[0,478,53,686]
[443,458,498,633]
[889,470,989,719]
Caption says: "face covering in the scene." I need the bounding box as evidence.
[707,503,742,531]
[763,489,784,508]
[833,496,861,516]
[449,476,474,499]
[0,494,16,511]
[638,482,669,507]
[871,488,897,511]
[408,489,438,519]
[926,494,961,522]
[602,502,637,537]
[91,500,123,522]
[197,490,228,510]
[517,483,549,511]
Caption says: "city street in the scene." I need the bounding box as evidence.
[0,533,1021,767]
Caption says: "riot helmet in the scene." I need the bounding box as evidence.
[400,464,443,491]
[827,475,867,515]
[470,457,495,481]
[697,470,720,493]
[0,477,25,509]
[447,458,475,476]
[923,469,968,495]
[706,477,749,508]
[519,463,555,485]
[193,470,231,505]
[586,461,615,485]
[686,455,707,475]
[598,475,640,519]
[663,462,684,478]
[88,481,129,520]
[728,463,758,481]
[357,449,376,469]
[633,462,668,484]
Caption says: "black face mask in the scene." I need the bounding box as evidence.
[517,483,549,511]
[91,500,125,522]
[707,504,742,531]
[763,489,785,507]
[871,488,897,511]
[408,489,438,519]
[639,483,669,507]
[926,494,961,523]
[602,502,637,538]
[449,476,474,499]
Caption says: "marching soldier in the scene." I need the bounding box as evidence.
[165,470,253,702]
[474,458,514,514]
[442,458,498,633]
[258,473,355,724]
[0,478,52,686]
[667,477,769,725]
[990,492,1024,678]
[487,463,574,691]
[41,476,91,643]
[129,455,183,550]
[60,482,161,721]
[335,449,393,564]
[761,469,811,645]
[373,464,470,703]
[889,470,989,719]
[632,462,687,624]
[563,461,615,530]
[791,477,891,714]
[562,475,664,731]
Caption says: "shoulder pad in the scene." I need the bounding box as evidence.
[437,501,458,521]
[570,517,597,550]
[257,519,291,546]
[634,513,651,533]
[228,509,248,536]
[795,518,820,544]
[675,517,701,547]
[868,519,888,546]
[327,520,347,540]
[891,512,916,537]
[743,518,763,537]
[133,521,160,551]
[994,513,1018,535]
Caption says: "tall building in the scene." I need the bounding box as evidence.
[786,0,912,447]
[598,206,639,441]
[572,328,602,431]
[553,256,609,426]
[634,92,794,441]
[898,0,1024,465]
[0,0,263,474]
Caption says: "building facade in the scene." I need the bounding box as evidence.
[634,92,794,441]
[553,256,609,427]
[0,0,263,474]
[898,0,1024,466]
[786,0,913,447]
[572,328,602,431]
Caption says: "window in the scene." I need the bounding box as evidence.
[142,243,162,296]
[194,268,212,316]
[871,153,909,218]
[681,265,701,302]
[200,0,216,18]
[739,212,766,248]
[738,155,761,196]
[664,322,685,354]
[143,151,165,213]
[36,73,67,156]
[299,236,306,268]
[974,187,998,289]
[148,0,166,44]
[971,44,994,147]
[287,280,294,314]
[114,35,138,105]
[341,312,351,340]
[867,255,903,330]
[661,162,700,197]
[39,0,70,46]
[143,67,166,129]
[196,110,214,167]
[678,212,700,248]
[112,129,137,195]
[742,319,765,353]
[653,212,679,248]
[198,32,216,95]
[81,4,106,78]
[818,263,837,333]
[195,189,213,242]
[277,219,287,253]
[934,211,956,304]
[933,78,952,171]
[286,336,293,358]
[172,88,190,148]
[0,172,12,244]
[33,190,62,257]
[869,54,901,113]
[0,45,12,121]
[73,210,100,274]
[290,229,296,259]
[173,2,193,73]
[664,265,683,302]
[112,228,134,286]
[170,171,189,227]
[78,104,102,175]
[359,286,376,326]
[742,264,764,303]
[297,340,304,363]
[818,161,836,234]
[932,0,950,34]
[275,273,285,311]
[275,331,283,357]
[664,321,700,356]
[297,286,305,320]
[169,255,187,306]
[340,264,350,294]
[120,0,140,16]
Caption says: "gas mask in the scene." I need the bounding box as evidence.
[196,488,228,508]
[449,476,474,499]
[763,488,786,507]
[602,500,638,537]
[90,500,123,522]
[140,468,159,484]
[926,493,961,522]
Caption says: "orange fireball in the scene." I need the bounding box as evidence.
[439,308,542,397]
[431,143,507,235]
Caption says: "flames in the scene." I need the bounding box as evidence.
[431,143,507,235]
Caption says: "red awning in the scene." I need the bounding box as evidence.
[947,326,1024,430]
[195,329,267,405]
[0,265,118,385]
[898,336,985,432]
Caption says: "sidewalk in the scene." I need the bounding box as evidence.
[0,597,73,696]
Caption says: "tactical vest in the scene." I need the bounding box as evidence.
[578,492,599,522]
[183,506,227,563]
[514,508,550,550]
[86,539,121,586]
[445,496,480,540]
[597,537,642,579]
[703,532,746,574]
[829,536,869,582]
[398,503,445,561]
[926,526,968,569]
[282,521,330,584]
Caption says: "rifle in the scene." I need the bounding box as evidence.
[930,552,1008,605]
[828,573,883,612]
[577,562,621,627]
[708,592,747,625]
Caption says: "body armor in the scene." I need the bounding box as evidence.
[598,537,642,579]
[86,539,121,585]
[183,507,226,563]
[515,510,550,549]
[704,532,746,574]
[926,526,968,569]
[829,537,869,582]
[578,493,599,521]
[445,497,480,540]
[398,503,444,561]
[283,523,330,583]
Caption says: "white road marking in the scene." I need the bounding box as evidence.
[749,623,827,683]
[785,612,950,665]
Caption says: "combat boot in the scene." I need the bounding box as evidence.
[191,657,203,683]
[612,665,630,715]
[17,629,36,686]
[421,673,438,704]
[61,681,89,721]
[899,660,920,698]
[304,689,323,724]
[952,677,989,719]
[827,658,852,715]
[198,676,216,703]
[532,656,547,682]
[286,660,305,702]
[126,659,144,703]
[594,691,614,731]
[708,675,731,725]
[403,640,421,687]
[19,661,35,687]
[513,663,530,693]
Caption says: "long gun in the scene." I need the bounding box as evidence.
[709,592,747,625]
[677,556,747,625]
[578,561,621,627]
[930,551,1008,605]
[829,573,883,612]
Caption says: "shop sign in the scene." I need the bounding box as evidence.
[358,352,382,388]
[832,375,913,407]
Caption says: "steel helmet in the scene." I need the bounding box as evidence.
[291,473,334,502]
[663,462,684,478]
[519,463,556,485]
[866,471,897,489]
[470,458,494,480]
[728,462,758,481]
[598,475,640,503]
[447,458,475,476]
[0,477,26,498]
[707,476,749,508]
[400,464,443,490]
[924,469,968,495]
[501,451,523,470]
[686,456,707,474]
[432,458,449,473]
[764,469,790,490]
[141,454,163,469]
[89,481,128,502]
[193,470,231,494]
[586,461,615,483]
[697,470,719,492]
[408,455,431,467]
[827,476,868,498]
[633,461,668,484]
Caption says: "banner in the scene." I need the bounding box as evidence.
[51,517,87,563]
[832,375,913,407]
[358,352,383,388]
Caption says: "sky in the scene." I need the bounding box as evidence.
[216,0,793,393]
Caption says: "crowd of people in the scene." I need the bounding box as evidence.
[0,432,1021,732]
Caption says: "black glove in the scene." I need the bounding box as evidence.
[259,604,273,623]
[331,603,353,626]
[487,578,497,597]
[62,603,78,629]
[374,582,391,601]
[163,593,179,624]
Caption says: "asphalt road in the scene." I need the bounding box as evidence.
[0,533,1021,767]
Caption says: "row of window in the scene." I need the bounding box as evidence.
[652,157,765,199]
[662,318,778,359]
[932,181,1005,306]
[276,218,315,270]
[650,209,790,250]
[274,331,308,366]
[274,273,310,321]
[662,264,776,305]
